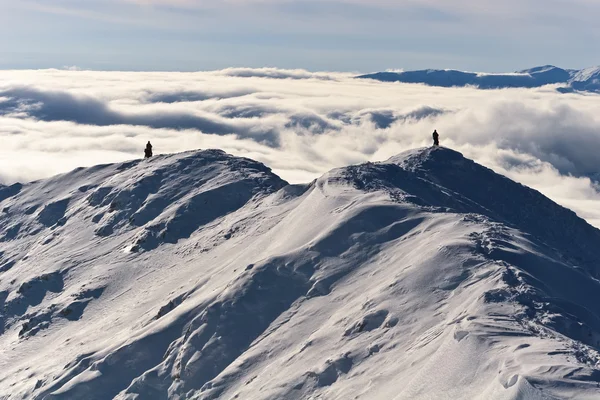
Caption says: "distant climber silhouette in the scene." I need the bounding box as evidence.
[144,141,153,158]
[432,130,439,146]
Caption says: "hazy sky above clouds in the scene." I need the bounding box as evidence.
[1,0,599,71]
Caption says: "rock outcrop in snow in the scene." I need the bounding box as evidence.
[1,148,600,399]
[357,65,600,94]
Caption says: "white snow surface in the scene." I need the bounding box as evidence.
[1,147,600,399]
[570,67,600,83]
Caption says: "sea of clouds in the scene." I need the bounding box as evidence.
[1,68,600,226]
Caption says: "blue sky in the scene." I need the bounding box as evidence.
[1,0,599,72]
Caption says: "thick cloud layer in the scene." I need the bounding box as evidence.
[1,68,600,227]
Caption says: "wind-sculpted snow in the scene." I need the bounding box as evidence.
[358,65,600,93]
[1,148,600,399]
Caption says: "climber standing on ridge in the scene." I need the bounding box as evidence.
[144,141,153,158]
[432,130,440,146]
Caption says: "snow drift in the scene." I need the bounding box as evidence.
[1,147,600,399]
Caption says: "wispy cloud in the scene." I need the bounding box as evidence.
[14,0,144,24]
[119,0,600,18]
[16,0,600,28]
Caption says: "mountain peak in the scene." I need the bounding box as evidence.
[386,145,464,170]
[325,146,600,276]
[0,148,287,248]
[2,149,600,399]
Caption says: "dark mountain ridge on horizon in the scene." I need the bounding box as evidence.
[357,65,600,93]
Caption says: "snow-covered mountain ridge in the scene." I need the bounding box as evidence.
[357,65,600,93]
[1,148,600,399]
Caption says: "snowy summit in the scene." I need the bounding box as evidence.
[1,147,600,399]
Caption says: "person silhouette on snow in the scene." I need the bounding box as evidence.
[144,141,153,158]
[432,130,439,146]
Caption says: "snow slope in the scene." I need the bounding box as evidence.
[1,148,600,399]
[357,65,600,93]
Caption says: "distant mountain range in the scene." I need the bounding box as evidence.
[357,65,600,93]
